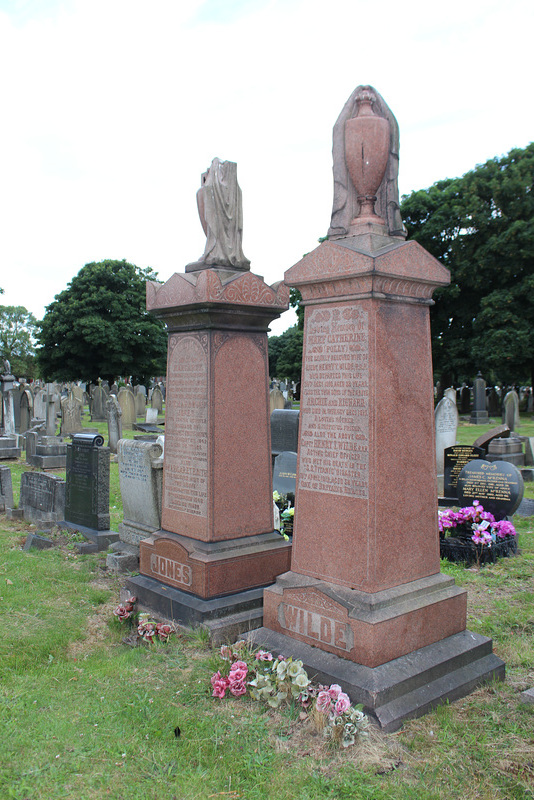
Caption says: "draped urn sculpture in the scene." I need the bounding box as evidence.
[344,87,390,227]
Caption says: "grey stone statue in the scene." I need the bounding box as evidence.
[186,158,251,273]
[327,85,406,240]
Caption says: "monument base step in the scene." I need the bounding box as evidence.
[247,628,504,732]
[126,573,266,642]
[26,455,67,469]
[106,541,140,573]
[59,521,119,551]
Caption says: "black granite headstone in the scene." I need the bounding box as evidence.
[271,409,300,457]
[273,451,297,498]
[64,433,110,530]
[457,459,524,519]
[443,445,485,498]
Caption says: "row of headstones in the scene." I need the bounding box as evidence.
[0,434,163,561]
[3,381,166,435]
[437,382,532,419]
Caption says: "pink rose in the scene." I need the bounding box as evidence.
[334,692,351,716]
[229,667,247,683]
[256,650,273,661]
[229,680,247,697]
[210,671,230,699]
[231,660,247,671]
[316,690,331,713]
[327,684,342,700]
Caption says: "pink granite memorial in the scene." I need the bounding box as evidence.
[127,159,291,639]
[250,86,504,730]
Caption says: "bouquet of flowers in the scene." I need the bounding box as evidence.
[210,642,368,748]
[439,500,517,545]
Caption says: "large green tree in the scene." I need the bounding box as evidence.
[401,143,534,387]
[36,260,167,384]
[0,305,38,378]
[268,324,303,381]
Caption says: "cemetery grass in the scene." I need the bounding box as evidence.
[0,424,533,799]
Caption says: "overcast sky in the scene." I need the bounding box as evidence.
[0,0,532,336]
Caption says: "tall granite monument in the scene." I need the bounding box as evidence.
[250,86,504,730]
[127,159,291,639]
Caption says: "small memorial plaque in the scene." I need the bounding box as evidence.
[273,451,298,498]
[271,409,300,457]
[443,445,485,498]
[457,459,524,519]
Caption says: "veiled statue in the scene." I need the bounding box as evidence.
[187,158,251,273]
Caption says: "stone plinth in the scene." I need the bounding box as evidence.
[128,268,292,633]
[251,235,503,726]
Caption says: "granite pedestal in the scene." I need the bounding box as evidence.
[127,268,292,637]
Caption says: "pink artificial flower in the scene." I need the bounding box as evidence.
[316,690,331,713]
[113,604,130,621]
[255,650,273,661]
[327,684,342,700]
[211,671,230,699]
[229,680,247,697]
[231,660,248,672]
[334,692,351,716]
[493,519,516,538]
[229,667,247,683]
[156,623,172,642]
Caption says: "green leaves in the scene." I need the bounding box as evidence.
[36,259,167,384]
[401,143,534,386]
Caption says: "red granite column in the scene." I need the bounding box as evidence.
[128,268,292,632]
[251,85,504,730]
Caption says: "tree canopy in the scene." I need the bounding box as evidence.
[268,324,303,381]
[0,305,38,378]
[401,142,534,387]
[36,260,168,384]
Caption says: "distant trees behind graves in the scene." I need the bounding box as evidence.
[0,305,38,378]
[268,324,303,381]
[401,142,534,388]
[36,260,168,385]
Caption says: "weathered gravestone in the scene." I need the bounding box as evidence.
[150,385,163,412]
[106,394,122,454]
[271,409,300,459]
[486,435,525,467]
[0,466,14,511]
[503,390,520,431]
[457,459,524,519]
[110,383,119,397]
[19,389,33,434]
[444,387,456,404]
[0,370,22,459]
[460,385,471,414]
[135,390,146,419]
[33,388,47,422]
[60,393,83,436]
[62,433,118,550]
[19,472,65,529]
[116,438,163,546]
[435,396,458,490]
[25,431,67,469]
[487,388,501,417]
[90,385,107,422]
[470,372,489,424]
[118,387,136,429]
[443,445,485,499]
[269,388,285,413]
[272,451,297,498]
[146,407,158,424]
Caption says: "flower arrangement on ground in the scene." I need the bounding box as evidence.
[210,641,369,748]
[112,597,174,644]
[439,500,517,566]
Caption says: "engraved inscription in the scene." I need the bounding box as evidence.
[119,446,149,483]
[164,336,208,517]
[460,465,517,502]
[278,603,353,652]
[299,305,369,498]
[150,554,192,587]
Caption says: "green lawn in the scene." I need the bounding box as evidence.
[0,410,533,798]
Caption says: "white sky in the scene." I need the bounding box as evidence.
[0,0,532,336]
